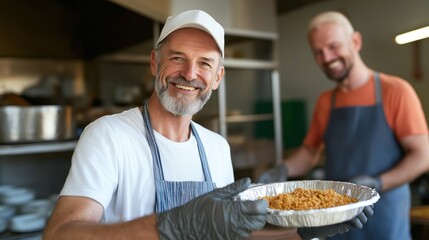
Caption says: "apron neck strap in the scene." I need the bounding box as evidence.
[142,104,213,182]
[143,104,165,180]
[331,71,382,107]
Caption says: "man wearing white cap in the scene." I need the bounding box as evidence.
[43,10,372,240]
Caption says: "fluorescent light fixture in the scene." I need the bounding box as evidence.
[395,26,429,44]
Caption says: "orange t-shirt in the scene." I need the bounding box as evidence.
[303,72,428,149]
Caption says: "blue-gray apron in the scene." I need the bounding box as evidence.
[324,73,411,240]
[142,104,216,213]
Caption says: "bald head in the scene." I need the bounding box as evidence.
[308,11,355,36]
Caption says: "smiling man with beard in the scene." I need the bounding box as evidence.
[43,9,270,240]
[259,11,429,240]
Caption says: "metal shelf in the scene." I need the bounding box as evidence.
[223,58,277,69]
[225,113,273,123]
[225,28,278,40]
[0,140,77,156]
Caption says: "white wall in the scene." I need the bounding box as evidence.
[278,0,429,126]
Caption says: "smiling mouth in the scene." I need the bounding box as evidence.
[174,83,196,91]
[327,60,342,70]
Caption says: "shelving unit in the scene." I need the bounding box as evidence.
[219,28,283,169]
[0,140,75,238]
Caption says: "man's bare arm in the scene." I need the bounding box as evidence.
[43,196,159,240]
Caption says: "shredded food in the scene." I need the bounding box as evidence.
[262,188,358,210]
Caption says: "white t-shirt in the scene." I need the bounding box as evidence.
[60,107,234,222]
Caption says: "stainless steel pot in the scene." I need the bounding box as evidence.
[0,105,75,143]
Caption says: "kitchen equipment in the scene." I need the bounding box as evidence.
[235,180,380,227]
[0,105,75,143]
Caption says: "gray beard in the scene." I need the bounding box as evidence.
[154,75,212,116]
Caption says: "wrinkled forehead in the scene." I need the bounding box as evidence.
[160,28,222,65]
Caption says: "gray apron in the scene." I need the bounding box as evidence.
[324,73,411,240]
[142,104,216,213]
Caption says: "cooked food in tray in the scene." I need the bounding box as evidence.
[236,180,380,227]
[262,188,358,211]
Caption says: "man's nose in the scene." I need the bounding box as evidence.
[181,62,198,81]
[321,50,335,63]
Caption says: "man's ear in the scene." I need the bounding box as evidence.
[150,50,157,76]
[212,67,225,90]
[353,31,363,52]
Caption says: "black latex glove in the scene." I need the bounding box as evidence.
[157,178,268,240]
[349,175,383,192]
[297,205,374,240]
[258,164,288,184]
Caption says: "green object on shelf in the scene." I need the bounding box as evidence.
[254,100,307,149]
[253,101,275,139]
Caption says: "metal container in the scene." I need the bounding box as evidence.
[235,180,380,227]
[0,105,75,143]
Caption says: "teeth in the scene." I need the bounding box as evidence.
[328,60,341,69]
[175,84,195,91]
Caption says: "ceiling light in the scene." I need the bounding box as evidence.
[395,26,429,44]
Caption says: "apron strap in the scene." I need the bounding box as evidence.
[190,123,213,181]
[330,71,382,108]
[374,72,382,104]
[142,104,213,182]
[143,104,165,180]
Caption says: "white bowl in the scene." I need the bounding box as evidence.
[0,185,15,194]
[0,188,35,206]
[0,218,6,233]
[0,204,16,220]
[9,213,46,233]
[20,199,54,217]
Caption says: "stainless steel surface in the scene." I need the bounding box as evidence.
[0,140,77,156]
[236,180,380,227]
[0,105,75,143]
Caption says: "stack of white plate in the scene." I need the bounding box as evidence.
[0,202,16,233]
[0,187,35,206]
[0,185,58,235]
[9,213,46,233]
[20,199,54,218]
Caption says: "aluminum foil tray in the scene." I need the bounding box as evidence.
[236,180,380,227]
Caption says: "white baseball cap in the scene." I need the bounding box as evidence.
[156,9,225,57]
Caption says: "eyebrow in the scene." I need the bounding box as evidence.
[168,49,216,64]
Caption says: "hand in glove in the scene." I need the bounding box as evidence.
[297,205,374,240]
[349,175,383,192]
[258,164,288,184]
[157,178,268,240]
